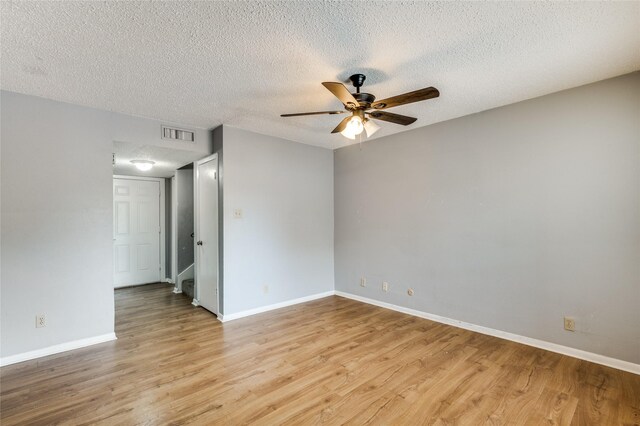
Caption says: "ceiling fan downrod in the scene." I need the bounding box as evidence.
[349,73,366,94]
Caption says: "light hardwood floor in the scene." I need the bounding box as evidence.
[1,283,638,425]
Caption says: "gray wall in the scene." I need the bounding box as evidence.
[221,126,334,315]
[0,90,212,360]
[334,72,640,364]
[176,168,194,274]
[111,112,212,155]
[1,91,115,358]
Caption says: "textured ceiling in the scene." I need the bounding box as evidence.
[2,2,639,149]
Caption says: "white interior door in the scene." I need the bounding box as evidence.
[195,155,219,314]
[113,178,161,287]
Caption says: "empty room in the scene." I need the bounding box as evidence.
[1,1,639,424]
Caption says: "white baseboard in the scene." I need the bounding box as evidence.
[162,278,174,284]
[192,299,200,307]
[0,333,117,367]
[219,291,335,323]
[335,291,639,376]
[172,287,182,294]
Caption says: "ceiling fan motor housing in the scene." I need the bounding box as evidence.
[354,92,375,106]
[348,74,375,107]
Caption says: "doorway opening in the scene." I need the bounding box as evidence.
[112,143,221,318]
[172,164,196,299]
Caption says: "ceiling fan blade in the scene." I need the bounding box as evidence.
[331,116,352,133]
[371,87,439,110]
[322,82,360,109]
[281,110,346,117]
[368,111,417,126]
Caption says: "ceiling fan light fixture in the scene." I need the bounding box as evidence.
[340,128,356,140]
[130,159,155,171]
[341,114,365,139]
[347,115,364,135]
[281,74,439,140]
[363,119,380,137]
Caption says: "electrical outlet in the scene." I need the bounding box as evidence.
[233,208,243,219]
[263,284,269,294]
[382,282,389,292]
[407,288,414,296]
[360,277,366,287]
[564,317,575,332]
[36,314,46,328]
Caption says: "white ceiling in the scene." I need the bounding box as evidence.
[113,142,202,178]
[2,1,639,149]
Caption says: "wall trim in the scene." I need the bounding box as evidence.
[0,333,117,367]
[335,291,639,376]
[3,292,635,374]
[218,291,335,323]
[114,281,162,289]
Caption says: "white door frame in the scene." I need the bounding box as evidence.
[113,175,166,283]
[193,154,219,313]
[170,175,179,291]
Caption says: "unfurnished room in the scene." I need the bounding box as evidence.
[1,1,639,424]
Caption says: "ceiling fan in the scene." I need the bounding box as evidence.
[281,73,439,140]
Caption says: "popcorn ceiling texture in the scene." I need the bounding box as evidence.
[1,1,639,149]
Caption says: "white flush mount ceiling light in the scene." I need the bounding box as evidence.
[130,160,155,171]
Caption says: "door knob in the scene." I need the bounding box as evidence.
[197,241,203,246]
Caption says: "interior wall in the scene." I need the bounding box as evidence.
[176,168,194,274]
[111,112,212,154]
[0,90,212,362]
[1,91,115,358]
[334,72,640,364]
[220,126,334,316]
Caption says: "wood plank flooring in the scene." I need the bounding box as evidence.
[1,283,638,425]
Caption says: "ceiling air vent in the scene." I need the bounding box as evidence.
[162,125,195,142]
